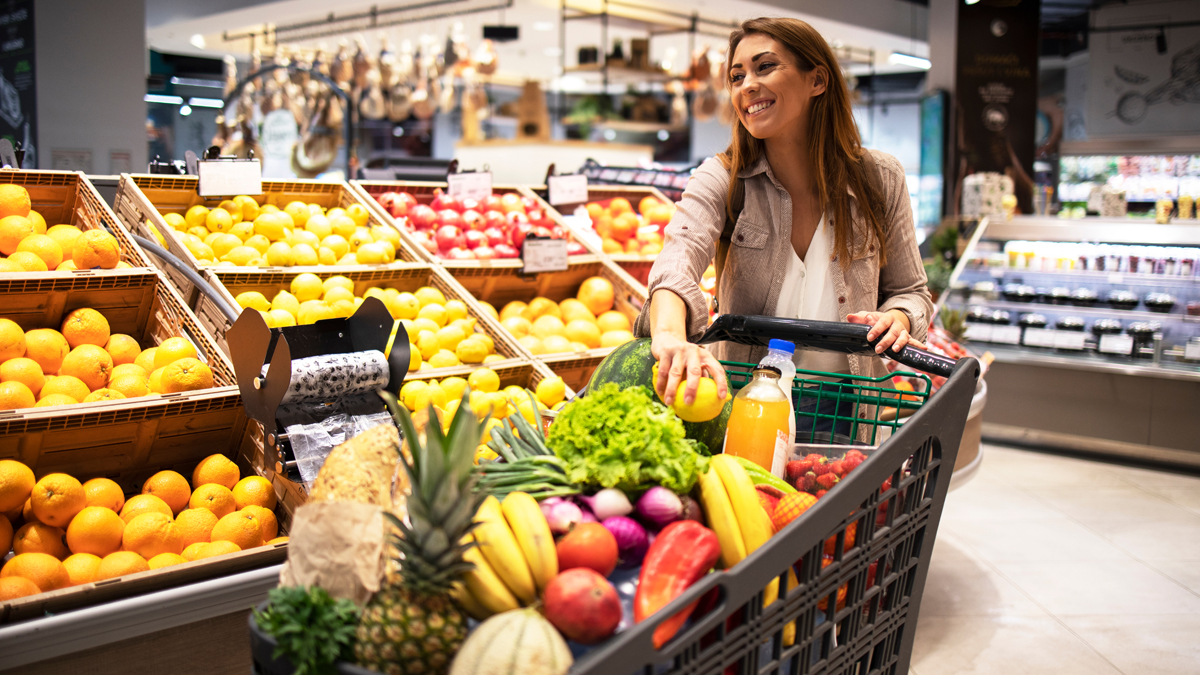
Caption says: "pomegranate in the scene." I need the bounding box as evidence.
[435,225,464,252]
[482,194,503,213]
[542,568,621,645]
[397,192,418,210]
[483,226,509,248]
[461,209,486,231]
[448,246,476,260]
[464,230,488,250]
[499,193,524,214]
[408,204,438,230]
[526,208,546,225]
[493,243,520,259]
[483,210,507,230]
[566,241,587,255]
[511,222,533,251]
[460,197,480,212]
[431,191,462,213]
[473,245,497,260]
[438,209,465,230]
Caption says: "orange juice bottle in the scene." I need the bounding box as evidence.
[724,366,792,477]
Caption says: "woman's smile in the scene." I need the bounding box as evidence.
[745,99,775,116]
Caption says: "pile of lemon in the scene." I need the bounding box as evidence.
[233,273,504,371]
[162,196,402,267]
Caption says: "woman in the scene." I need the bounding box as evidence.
[633,17,933,415]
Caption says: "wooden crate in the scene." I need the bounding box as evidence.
[0,169,151,272]
[112,174,423,309]
[351,179,604,272]
[195,263,530,379]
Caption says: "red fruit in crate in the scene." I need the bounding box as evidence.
[881,477,892,492]
[460,197,480,212]
[506,211,529,227]
[408,204,438,230]
[815,473,839,490]
[499,193,524,214]
[511,223,533,250]
[549,225,567,239]
[482,194,503,212]
[771,492,818,532]
[827,460,845,476]
[462,209,486,231]
[797,472,818,493]
[377,192,406,217]
[566,241,587,255]
[397,192,417,209]
[543,568,621,645]
[483,210,507,230]
[815,489,828,498]
[812,462,836,477]
[417,237,438,256]
[438,209,464,229]
[431,192,461,213]
[805,453,825,464]
[463,230,488,250]
[493,243,519,259]
[526,208,546,226]
[823,522,857,557]
[448,247,475,260]
[557,522,618,577]
[785,460,807,481]
[521,195,538,212]
[845,449,866,462]
[473,246,496,260]
[534,226,554,239]
[483,226,509,248]
[435,225,463,252]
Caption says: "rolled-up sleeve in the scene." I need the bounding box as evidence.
[873,152,933,341]
[633,158,730,341]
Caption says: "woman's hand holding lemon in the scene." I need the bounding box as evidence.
[650,331,728,408]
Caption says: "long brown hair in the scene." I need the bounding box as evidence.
[720,17,885,266]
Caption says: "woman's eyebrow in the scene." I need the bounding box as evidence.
[729,51,775,70]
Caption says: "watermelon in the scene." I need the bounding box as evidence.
[588,338,732,454]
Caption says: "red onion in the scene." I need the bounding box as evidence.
[580,489,634,521]
[681,495,704,524]
[602,516,650,569]
[636,486,684,529]
[544,500,583,534]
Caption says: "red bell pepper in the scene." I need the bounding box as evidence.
[634,520,721,648]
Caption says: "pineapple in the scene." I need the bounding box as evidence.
[355,391,490,675]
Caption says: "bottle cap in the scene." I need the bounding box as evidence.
[753,365,781,378]
[768,339,795,354]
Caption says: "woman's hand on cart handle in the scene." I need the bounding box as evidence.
[848,310,924,354]
[651,332,729,406]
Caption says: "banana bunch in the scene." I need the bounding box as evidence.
[455,492,558,619]
[699,455,798,646]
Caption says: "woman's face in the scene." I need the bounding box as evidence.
[728,34,827,141]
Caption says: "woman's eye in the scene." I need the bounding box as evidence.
[730,73,744,83]
[757,62,775,73]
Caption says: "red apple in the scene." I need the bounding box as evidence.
[482,194,503,213]
[483,210,507,230]
[408,204,438,230]
[435,225,463,252]
[483,226,509,248]
[542,569,621,645]
[437,209,464,230]
[461,209,486,231]
[493,243,519,259]
[473,246,496,260]
[464,230,488,250]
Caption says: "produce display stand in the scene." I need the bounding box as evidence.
[0,168,153,271]
[112,174,423,310]
[0,269,297,625]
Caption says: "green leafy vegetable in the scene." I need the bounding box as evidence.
[254,586,360,675]
[547,383,709,493]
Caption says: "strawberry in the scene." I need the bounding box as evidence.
[827,460,845,476]
[815,489,828,498]
[881,477,893,492]
[812,462,836,476]
[805,453,825,464]
[816,473,840,490]
[785,460,809,481]
[844,450,866,462]
[797,472,818,493]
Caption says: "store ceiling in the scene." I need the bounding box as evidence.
[146,0,932,85]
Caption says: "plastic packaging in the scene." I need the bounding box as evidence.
[723,366,791,477]
[757,339,796,447]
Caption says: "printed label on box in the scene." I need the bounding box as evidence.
[522,238,569,273]
[548,174,588,205]
[1185,341,1200,361]
[1098,334,1134,356]
[964,324,994,342]
[1023,328,1056,348]
[447,172,492,201]
[1053,331,1087,350]
[991,325,1022,345]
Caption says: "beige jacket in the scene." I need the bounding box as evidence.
[633,149,933,379]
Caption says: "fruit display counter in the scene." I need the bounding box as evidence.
[113,175,422,309]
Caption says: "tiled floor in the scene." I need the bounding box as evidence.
[910,444,1200,675]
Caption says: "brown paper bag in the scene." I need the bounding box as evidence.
[280,501,387,605]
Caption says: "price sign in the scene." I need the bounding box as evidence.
[1053,331,1087,351]
[548,174,588,206]
[1023,328,1057,348]
[1185,340,1200,361]
[964,324,994,342]
[991,325,1023,345]
[447,172,492,201]
[522,238,569,273]
[198,160,262,197]
[1099,334,1134,356]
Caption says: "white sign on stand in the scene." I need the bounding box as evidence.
[1053,331,1087,351]
[964,324,994,342]
[522,238,569,273]
[991,326,1022,345]
[1023,328,1057,348]
[548,174,588,206]
[1098,334,1134,356]
[447,172,492,201]
[198,159,262,197]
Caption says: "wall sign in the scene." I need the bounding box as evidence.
[0,1,34,168]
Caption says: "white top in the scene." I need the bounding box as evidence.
[773,214,851,375]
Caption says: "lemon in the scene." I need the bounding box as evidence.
[244,234,271,254]
[400,380,430,412]
[291,273,325,302]
[254,213,286,241]
[184,239,214,262]
[478,301,499,320]
[516,398,538,424]
[321,235,349,259]
[210,233,241,259]
[291,243,318,266]
[451,317,478,336]
[318,247,337,265]
[236,291,270,312]
[363,288,388,303]
[468,330,493,353]
[268,309,296,327]
[218,200,242,222]
[207,208,234,233]
[414,287,446,307]
[662,370,730,423]
[305,214,332,239]
[337,253,358,265]
[185,205,210,229]
[324,286,354,304]
[456,336,488,364]
[483,354,505,364]
[289,229,320,249]
[503,385,528,402]
[329,299,356,318]
[284,202,310,228]
[329,215,357,238]
[346,203,370,228]
[440,376,468,401]
[519,335,545,355]
[407,344,421,371]
[271,290,300,317]
[487,393,510,418]
[428,349,459,369]
[234,195,259,221]
[259,204,280,214]
[389,293,420,320]
[260,310,276,328]
[436,325,467,352]
[187,225,209,240]
[230,221,255,241]
[411,317,440,335]
[467,368,500,394]
[147,223,166,247]
[264,242,292,267]
[326,207,347,221]
[370,225,400,248]
[426,381,448,409]
[418,303,447,328]
[481,417,504,444]
[275,211,295,231]
[222,246,260,266]
[416,332,441,360]
[438,299,467,323]
[164,212,187,231]
[297,301,334,325]
[320,276,351,294]
[536,376,566,408]
[347,229,373,251]
[356,242,389,264]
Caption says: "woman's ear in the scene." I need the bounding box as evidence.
[810,66,829,98]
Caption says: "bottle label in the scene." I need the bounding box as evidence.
[770,430,789,478]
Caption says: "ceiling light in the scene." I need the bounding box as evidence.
[190,33,206,49]
[187,97,225,108]
[965,0,981,4]
[145,94,184,104]
[533,21,554,31]
[888,52,931,70]
[179,104,193,116]
[170,76,223,88]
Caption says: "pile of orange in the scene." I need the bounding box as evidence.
[0,309,215,411]
[0,183,128,273]
[0,456,286,601]
[491,276,634,355]
[586,195,674,257]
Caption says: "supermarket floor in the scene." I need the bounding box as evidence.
[911,444,1200,675]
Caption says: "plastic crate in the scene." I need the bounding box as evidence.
[0,168,152,272]
[112,174,423,309]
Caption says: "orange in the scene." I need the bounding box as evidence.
[195,540,241,559]
[609,197,633,214]
[0,215,33,255]
[210,510,264,550]
[46,225,83,258]
[122,512,182,558]
[148,552,185,569]
[13,522,68,558]
[160,358,213,394]
[107,373,149,399]
[8,251,48,271]
[16,234,63,269]
[26,210,45,234]
[21,497,37,524]
[55,260,77,271]
[39,376,90,403]
[0,459,35,512]
[530,315,565,340]
[1,552,69,591]
[35,393,77,407]
[558,298,595,324]
[23,328,69,374]
[110,363,148,381]
[66,506,125,556]
[148,367,165,394]
[83,388,126,402]
[181,541,207,561]
[0,514,10,554]
[647,203,673,226]
[522,297,561,321]
[141,470,190,515]
[638,195,661,216]
[62,553,102,586]
[119,493,172,523]
[564,320,602,349]
[72,230,120,270]
[232,476,277,510]
[611,212,639,242]
[134,348,157,373]
[94,551,148,581]
[30,473,86,527]
[0,184,30,218]
[596,310,631,334]
[267,536,289,545]
[174,508,217,548]
[188,484,236,518]
[243,505,278,541]
[153,337,197,369]
[192,454,239,491]
[0,318,25,362]
[82,477,125,512]
[61,308,111,349]
[0,575,41,599]
[0,258,23,272]
[599,330,634,348]
[104,334,141,366]
[577,277,615,315]
[60,345,113,392]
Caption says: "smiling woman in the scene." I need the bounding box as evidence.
[633,17,933,416]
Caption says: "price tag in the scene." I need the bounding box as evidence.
[1185,340,1200,361]
[1107,274,1124,284]
[1099,334,1134,356]
[197,160,262,197]
[964,324,993,342]
[1053,331,1087,350]
[548,174,588,206]
[522,238,569,273]
[991,325,1023,345]
[1023,328,1057,348]
[447,172,492,201]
